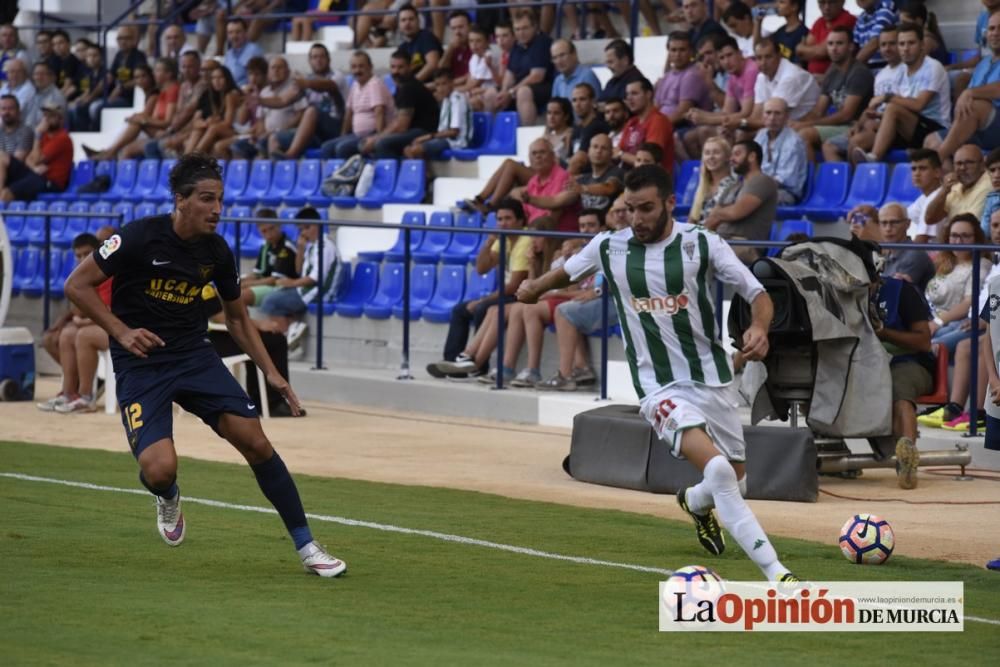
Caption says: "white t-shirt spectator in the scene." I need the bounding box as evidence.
[258,78,307,133]
[896,56,951,128]
[873,62,903,97]
[300,234,341,305]
[907,186,942,240]
[468,52,496,86]
[753,58,821,120]
[439,89,472,149]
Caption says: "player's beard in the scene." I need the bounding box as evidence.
[634,206,670,244]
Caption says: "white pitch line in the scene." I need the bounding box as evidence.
[3,471,999,628]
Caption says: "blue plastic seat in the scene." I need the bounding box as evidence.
[389,159,425,204]
[358,159,399,209]
[77,160,116,201]
[134,201,159,221]
[48,249,75,299]
[103,159,139,202]
[283,159,322,207]
[260,160,297,206]
[776,162,816,220]
[222,159,250,203]
[672,160,701,217]
[306,159,343,207]
[22,247,62,298]
[148,158,177,202]
[215,220,238,251]
[12,246,40,293]
[767,219,815,257]
[22,201,49,246]
[791,162,850,220]
[412,211,454,263]
[466,268,498,300]
[360,211,425,262]
[47,201,72,246]
[446,113,491,161]
[333,261,379,318]
[421,265,468,323]
[123,159,161,202]
[4,201,29,245]
[885,149,910,164]
[440,211,482,264]
[240,209,266,258]
[41,160,94,201]
[466,211,497,258]
[235,160,274,206]
[63,202,90,241]
[482,112,517,155]
[89,201,115,234]
[840,163,889,213]
[157,202,173,215]
[113,202,135,226]
[362,262,405,319]
[391,264,437,319]
[885,163,920,204]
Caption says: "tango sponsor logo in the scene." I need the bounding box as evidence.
[631,293,690,315]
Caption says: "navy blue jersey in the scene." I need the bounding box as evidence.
[93,215,240,368]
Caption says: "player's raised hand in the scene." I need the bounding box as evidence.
[740,324,770,361]
[117,327,165,358]
[268,372,303,416]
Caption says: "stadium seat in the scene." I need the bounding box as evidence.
[466,268,498,300]
[222,159,250,203]
[359,211,425,263]
[133,201,159,221]
[307,260,353,315]
[47,201,72,246]
[362,262,405,319]
[389,159,425,205]
[412,211,453,263]
[64,202,90,241]
[235,160,274,206]
[123,159,161,202]
[113,202,135,226]
[467,211,497,257]
[12,246,40,293]
[4,201,28,246]
[22,247,62,298]
[440,211,482,264]
[77,160,116,201]
[481,112,517,155]
[89,202,115,234]
[215,220,238,250]
[149,158,177,202]
[358,159,400,209]
[767,219,814,257]
[885,149,910,164]
[672,160,701,217]
[306,159,343,207]
[283,159,322,207]
[915,343,950,405]
[260,160,297,206]
[333,261,379,318]
[157,202,173,215]
[885,163,921,204]
[48,248,75,298]
[240,212,265,258]
[103,159,139,203]
[790,162,850,219]
[40,160,94,201]
[22,201,49,246]
[391,264,437,319]
[421,265,468,323]
[447,112,491,160]
[840,163,889,213]
[776,163,816,220]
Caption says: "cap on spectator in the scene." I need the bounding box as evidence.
[41,100,63,114]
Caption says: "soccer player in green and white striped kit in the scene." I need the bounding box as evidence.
[517,164,799,583]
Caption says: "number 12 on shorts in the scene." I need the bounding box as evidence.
[127,402,144,431]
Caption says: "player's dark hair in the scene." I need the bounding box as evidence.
[909,148,942,169]
[390,49,410,63]
[256,207,278,219]
[897,22,924,42]
[579,208,606,228]
[295,206,322,220]
[494,197,526,222]
[668,30,692,47]
[169,152,223,198]
[72,232,100,250]
[721,1,752,23]
[625,165,673,199]
[604,39,633,63]
[246,55,268,75]
[718,35,740,52]
[626,77,654,94]
[638,142,664,164]
[735,138,763,165]
[398,3,418,18]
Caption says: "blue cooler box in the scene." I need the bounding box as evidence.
[0,327,35,401]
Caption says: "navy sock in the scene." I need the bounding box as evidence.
[139,471,178,499]
[251,452,313,549]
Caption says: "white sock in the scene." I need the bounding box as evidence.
[682,471,747,514]
[738,474,747,497]
[703,456,787,581]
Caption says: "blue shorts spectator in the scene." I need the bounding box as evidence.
[556,297,619,335]
[258,287,308,318]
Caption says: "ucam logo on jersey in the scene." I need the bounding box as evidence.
[631,293,690,315]
[659,581,964,632]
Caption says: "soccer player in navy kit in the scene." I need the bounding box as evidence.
[64,153,345,577]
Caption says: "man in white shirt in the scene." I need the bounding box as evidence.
[906,149,944,243]
[744,37,821,133]
[403,68,471,160]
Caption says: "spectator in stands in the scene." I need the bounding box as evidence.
[240,209,299,308]
[257,207,342,340]
[184,65,243,156]
[846,203,879,238]
[946,0,999,95]
[89,60,180,160]
[0,59,33,115]
[721,2,755,57]
[493,209,605,388]
[907,148,945,243]
[749,37,821,130]
[683,0,727,48]
[796,0,857,75]
[0,24,28,81]
[633,142,663,167]
[494,22,515,73]
[273,43,346,160]
[755,0,808,65]
[88,25,147,130]
[879,201,936,291]
[358,49,438,159]
[497,10,553,126]
[689,136,738,224]
[854,0,897,67]
[188,0,220,54]
[542,97,574,164]
[599,39,644,106]
[655,31,713,138]
[566,83,610,174]
[984,148,1000,228]
[427,198,533,379]
[0,101,72,202]
[146,56,216,159]
[35,233,110,414]
[518,138,581,232]
[161,25,193,61]
[235,56,307,159]
[792,26,874,162]
[353,0,395,48]
[222,17,265,86]
[551,39,601,103]
[602,97,629,149]
[925,145,992,227]
[0,95,32,162]
[925,10,1000,166]
[458,24,500,113]
[214,0,283,58]
[617,78,674,171]
[898,1,950,65]
[693,32,728,110]
[682,36,758,159]
[704,138,777,263]
[441,10,472,82]
[397,3,443,83]
[49,30,80,102]
[320,51,393,159]
[68,44,106,133]
[33,30,57,73]
[403,68,471,160]
[23,62,66,129]
[852,23,951,165]
[72,38,92,63]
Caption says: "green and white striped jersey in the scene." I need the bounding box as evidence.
[563,222,765,398]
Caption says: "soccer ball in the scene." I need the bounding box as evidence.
[664,565,725,621]
[838,514,895,565]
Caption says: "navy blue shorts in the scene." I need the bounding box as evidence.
[985,414,1000,452]
[115,347,258,458]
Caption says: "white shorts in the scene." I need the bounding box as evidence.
[639,381,747,462]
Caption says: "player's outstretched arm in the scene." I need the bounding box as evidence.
[221,297,303,416]
[516,267,574,304]
[65,256,165,358]
[740,292,774,362]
